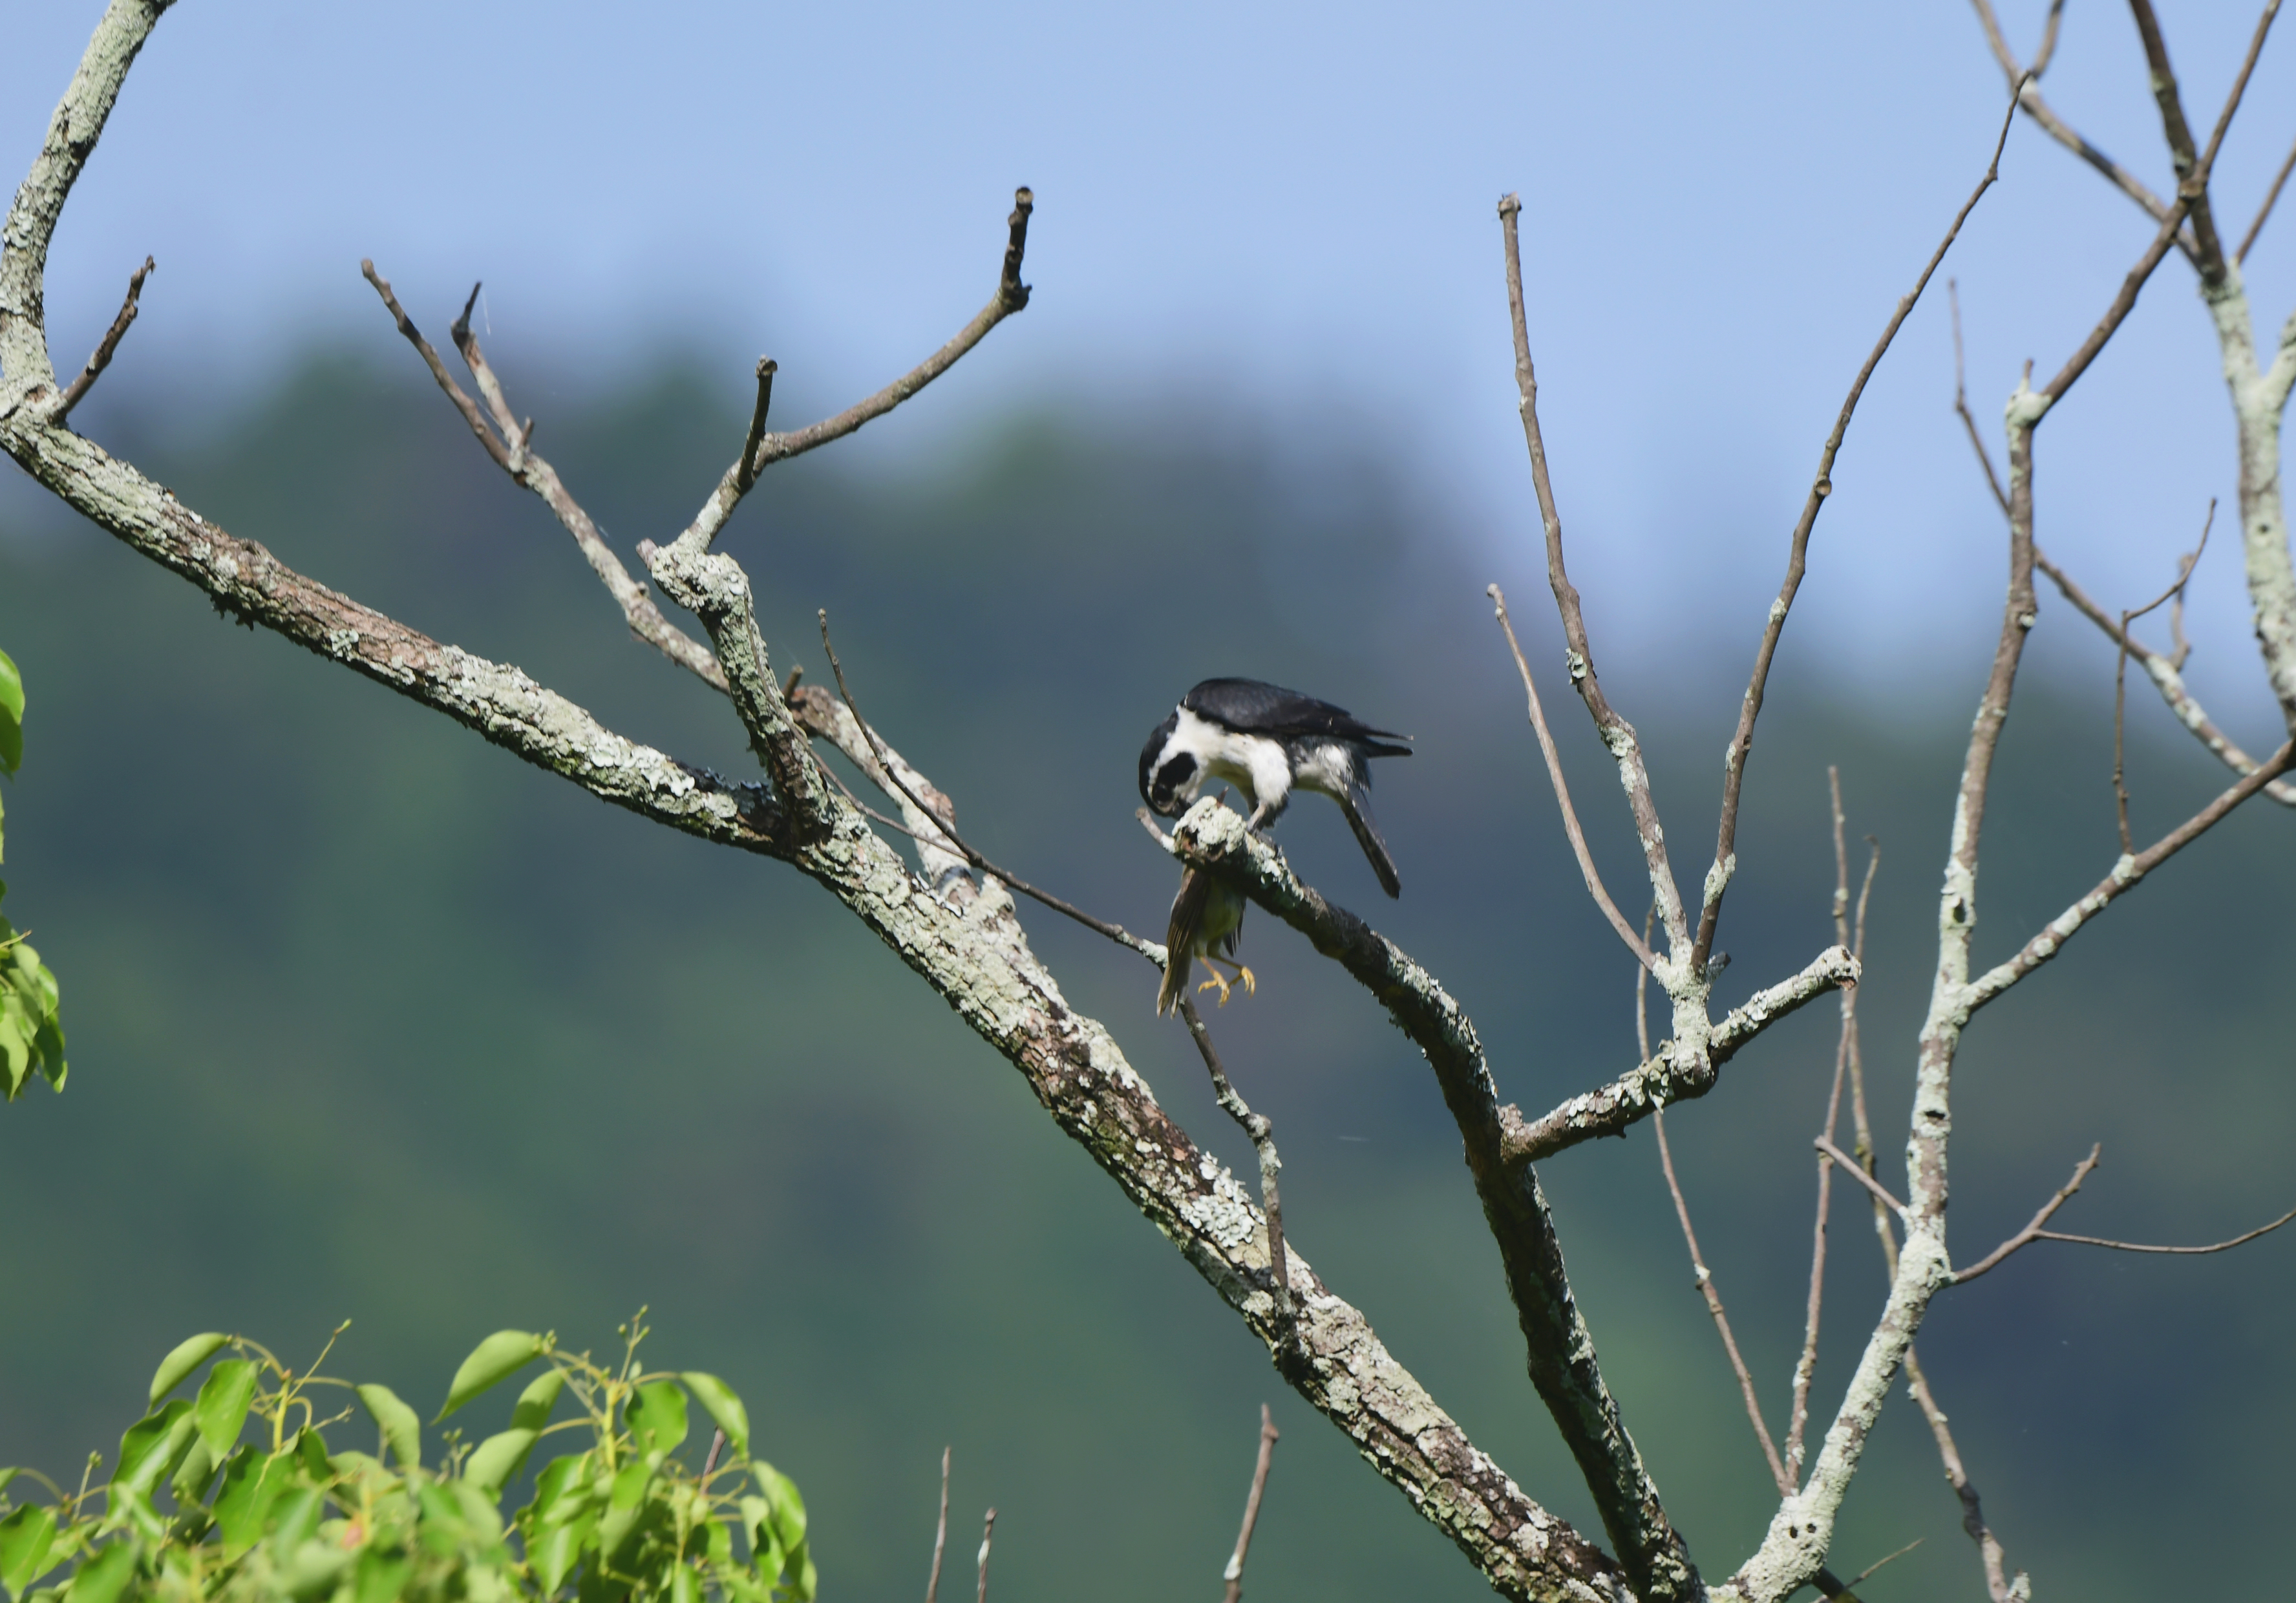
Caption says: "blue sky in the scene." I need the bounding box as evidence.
[6,2,2294,730]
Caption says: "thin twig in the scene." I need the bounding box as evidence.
[749,190,1034,476]
[1969,0,2197,257]
[2037,188,2195,403]
[1966,740,2296,1010]
[1690,83,2022,979]
[1950,280,2013,517]
[2116,502,2215,851]
[734,358,777,493]
[2237,127,2296,263]
[698,1427,727,1485]
[1489,584,1659,971]
[925,1447,950,1603]
[1838,1538,1924,1591]
[1787,772,1858,1483]
[975,1508,997,1603]
[1902,1349,2023,1603]
[1646,917,1791,1502]
[1952,1143,2104,1284]
[364,264,730,690]
[2030,1207,2296,1257]
[1221,1405,1281,1603]
[1816,1137,1904,1217]
[1179,997,1294,1344]
[54,254,151,422]
[2033,549,2296,805]
[1497,193,1691,961]
[816,611,1158,958]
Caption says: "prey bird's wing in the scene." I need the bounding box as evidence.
[1338,785,1403,898]
[1159,865,1212,1017]
[1184,679,1410,752]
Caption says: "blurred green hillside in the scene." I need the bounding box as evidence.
[1,357,2290,1600]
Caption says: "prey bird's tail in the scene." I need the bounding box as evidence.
[1158,866,1209,1015]
[1341,785,1403,898]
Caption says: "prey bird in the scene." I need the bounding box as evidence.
[1140,677,1411,1014]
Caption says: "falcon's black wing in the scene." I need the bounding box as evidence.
[1182,678,1410,752]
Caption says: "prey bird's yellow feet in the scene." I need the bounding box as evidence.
[1196,961,1257,1008]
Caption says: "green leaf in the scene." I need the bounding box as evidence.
[0,1503,57,1597]
[267,1488,324,1555]
[0,1470,16,1498]
[167,1436,217,1510]
[625,1380,688,1460]
[522,1454,591,1528]
[208,1450,284,1558]
[508,1369,563,1434]
[146,1335,230,1409]
[676,1374,749,1461]
[0,648,21,779]
[111,1403,191,1492]
[356,1386,420,1471]
[63,1542,134,1603]
[462,1430,536,1499]
[752,1463,805,1553]
[670,1560,699,1603]
[436,1332,543,1422]
[529,1511,593,1595]
[350,1547,412,1603]
[192,1360,257,1460]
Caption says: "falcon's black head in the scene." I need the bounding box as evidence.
[1138,710,1193,816]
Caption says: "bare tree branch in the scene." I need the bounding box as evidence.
[1160,798,1692,1601]
[925,1447,951,1603]
[973,1507,996,1603]
[1963,739,2295,1010]
[1902,1352,2026,1603]
[1489,584,1659,972]
[1497,194,1691,971]
[2236,129,2296,263]
[1502,946,1858,1165]
[1689,84,2021,979]
[1814,1139,1904,1218]
[1180,999,1294,1344]
[1966,0,2198,259]
[2115,504,2216,850]
[1220,1405,1280,1603]
[1951,1143,2103,1284]
[54,254,151,423]
[1652,1101,1790,1497]
[361,264,732,692]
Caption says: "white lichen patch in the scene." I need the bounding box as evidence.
[1180,1189,1256,1249]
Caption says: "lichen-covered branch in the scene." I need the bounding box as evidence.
[359,264,730,692]
[1499,947,1858,1166]
[1163,799,1694,1602]
[2034,548,2296,805]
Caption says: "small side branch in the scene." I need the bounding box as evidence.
[663,188,1036,561]
[1488,584,1659,971]
[2035,549,2296,805]
[1902,1351,2026,1603]
[1815,1138,1904,1219]
[361,264,729,691]
[1653,1102,1790,1496]
[2236,128,2296,263]
[925,1447,951,1603]
[1178,999,1294,1343]
[973,1508,997,1603]
[1964,740,2295,1011]
[1502,946,1859,1165]
[1497,193,1692,963]
[2114,505,2215,851]
[1220,1405,1280,1603]
[1689,85,2019,978]
[54,254,151,422]
[747,189,1034,476]
[1953,1144,2102,1284]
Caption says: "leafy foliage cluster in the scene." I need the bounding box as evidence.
[0,1315,813,1603]
[0,646,65,1099]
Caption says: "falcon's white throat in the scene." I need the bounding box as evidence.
[1164,705,1296,816]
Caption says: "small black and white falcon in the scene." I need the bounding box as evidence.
[1142,677,1412,1015]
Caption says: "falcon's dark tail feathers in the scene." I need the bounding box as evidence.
[1340,784,1403,898]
